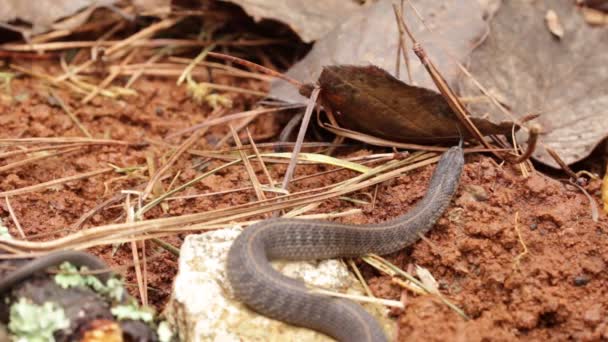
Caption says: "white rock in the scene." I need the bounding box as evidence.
[164,226,395,342]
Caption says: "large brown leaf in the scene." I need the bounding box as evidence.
[304,65,514,143]
[458,0,608,167]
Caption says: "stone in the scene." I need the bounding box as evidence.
[164,226,394,341]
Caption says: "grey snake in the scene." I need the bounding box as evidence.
[227,146,464,341]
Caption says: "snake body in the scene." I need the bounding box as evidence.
[0,251,111,294]
[226,146,464,341]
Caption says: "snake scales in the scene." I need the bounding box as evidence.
[227,146,464,341]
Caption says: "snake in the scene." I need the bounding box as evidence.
[0,251,111,294]
[226,145,464,341]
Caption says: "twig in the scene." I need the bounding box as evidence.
[48,90,92,138]
[509,124,540,164]
[512,212,528,269]
[280,87,320,191]
[0,168,113,197]
[5,197,26,239]
[207,51,302,87]
[0,147,80,173]
[546,148,577,179]
[230,125,266,201]
[142,108,225,199]
[568,181,599,222]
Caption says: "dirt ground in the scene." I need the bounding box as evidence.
[0,61,607,342]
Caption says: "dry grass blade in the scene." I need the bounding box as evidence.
[308,287,404,309]
[281,87,320,191]
[1,154,441,253]
[0,143,91,159]
[0,147,80,173]
[48,90,92,137]
[5,197,26,239]
[142,108,225,199]
[230,125,266,201]
[0,137,131,146]
[0,168,113,198]
[0,38,286,52]
[166,106,301,140]
[363,254,469,320]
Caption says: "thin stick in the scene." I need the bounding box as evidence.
[281,87,320,191]
[49,90,92,138]
[5,197,26,239]
[546,148,577,179]
[509,124,540,164]
[0,168,113,197]
[309,287,404,309]
[512,212,528,269]
[246,128,276,188]
[142,108,225,199]
[0,147,80,173]
[230,126,266,201]
[207,51,302,87]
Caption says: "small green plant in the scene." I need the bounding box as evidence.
[54,262,124,301]
[8,298,70,342]
[111,303,155,323]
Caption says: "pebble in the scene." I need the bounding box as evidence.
[573,274,590,286]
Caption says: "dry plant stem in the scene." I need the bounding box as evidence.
[364,254,469,320]
[142,108,225,199]
[49,90,92,138]
[207,51,302,87]
[230,126,266,201]
[126,195,146,306]
[1,38,286,52]
[568,181,599,222]
[0,143,89,159]
[0,168,113,198]
[0,155,440,253]
[196,82,268,97]
[398,2,512,161]
[0,137,130,146]
[5,197,26,239]
[348,259,374,297]
[0,147,80,173]
[308,288,403,309]
[15,153,429,251]
[247,128,276,188]
[106,18,179,57]
[177,44,217,85]
[166,106,301,140]
[81,48,136,104]
[509,124,541,164]
[280,87,321,191]
[392,3,413,84]
[546,148,577,179]
[321,123,505,153]
[512,212,528,269]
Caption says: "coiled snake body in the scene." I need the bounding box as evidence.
[227,146,464,341]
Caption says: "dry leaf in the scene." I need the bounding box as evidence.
[459,0,608,167]
[303,65,514,143]
[270,0,488,103]
[220,0,366,43]
[0,0,116,35]
[545,9,565,38]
